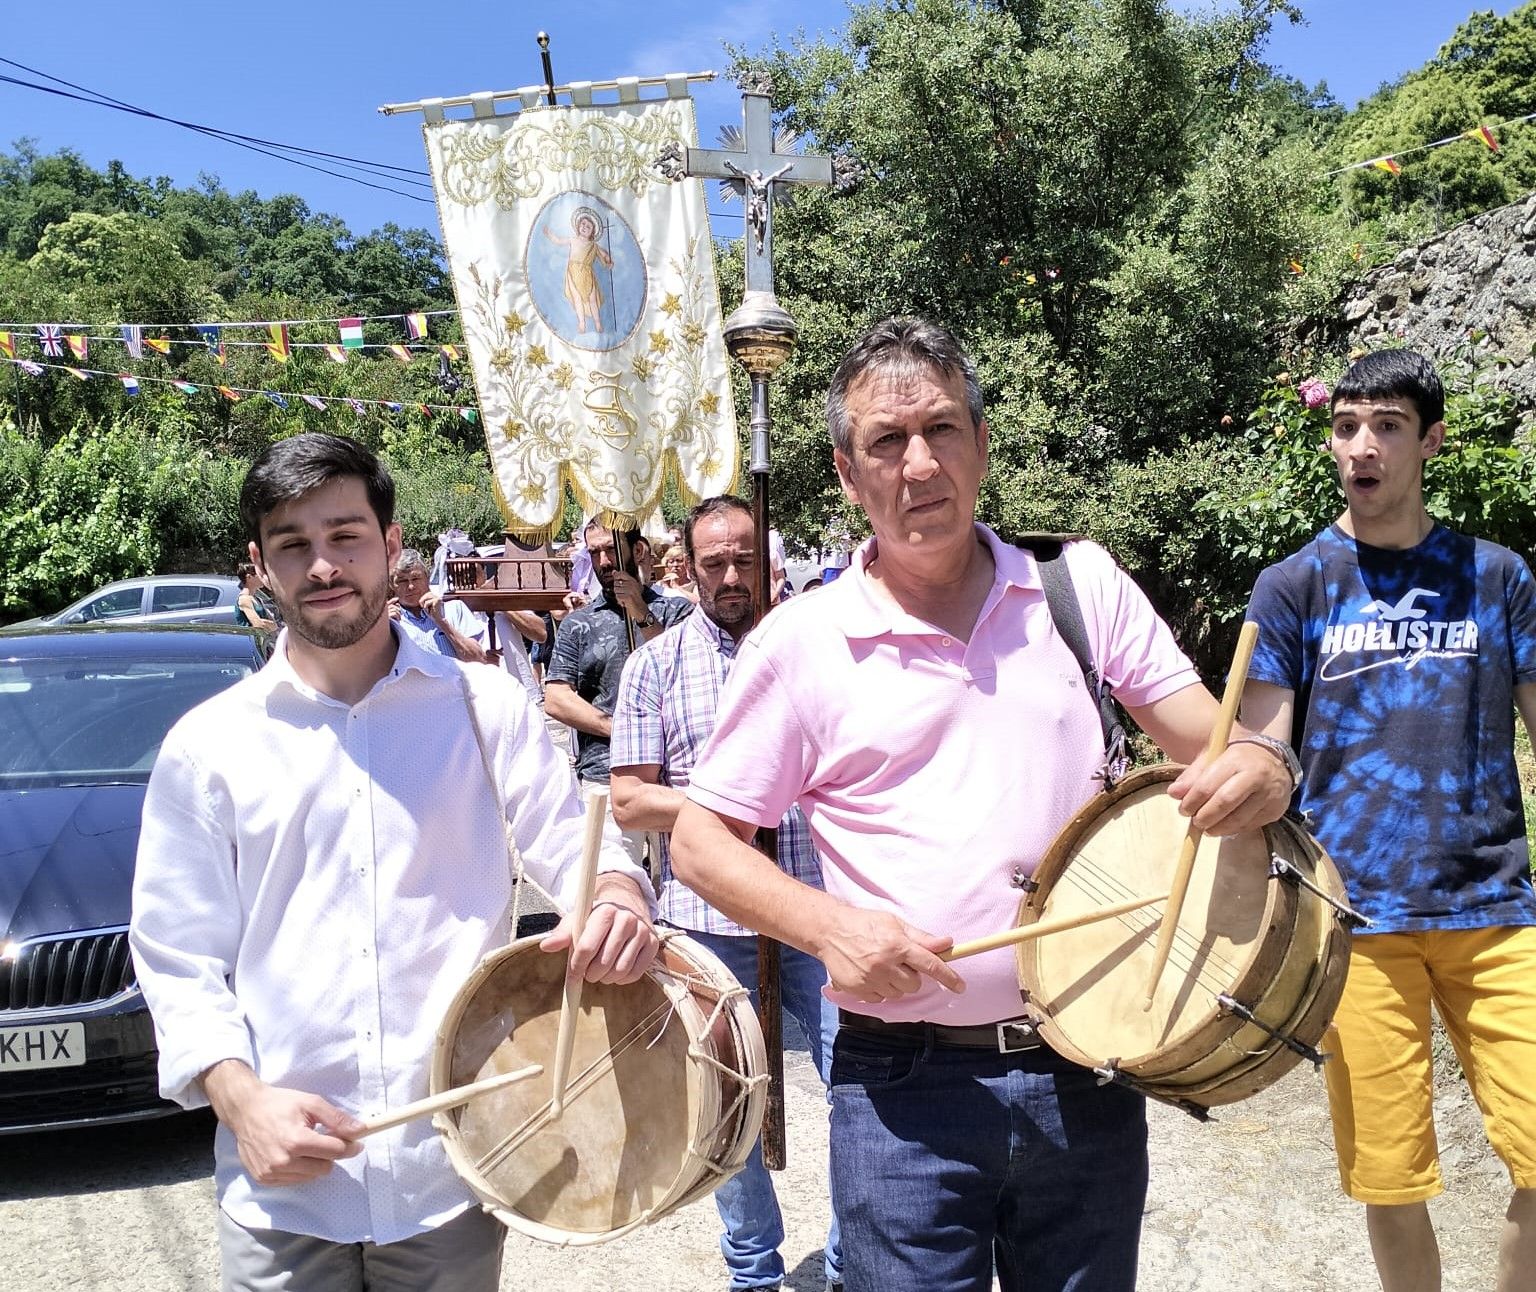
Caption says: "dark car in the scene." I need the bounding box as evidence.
[0,624,271,1134]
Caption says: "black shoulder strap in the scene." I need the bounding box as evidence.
[1013,534,1131,785]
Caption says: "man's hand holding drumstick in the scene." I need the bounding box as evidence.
[538,870,658,986]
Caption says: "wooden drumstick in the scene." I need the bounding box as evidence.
[1141,621,1259,1010]
[940,891,1170,962]
[549,789,608,1118]
[353,1064,544,1138]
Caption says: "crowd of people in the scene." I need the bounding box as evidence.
[127,321,1536,1292]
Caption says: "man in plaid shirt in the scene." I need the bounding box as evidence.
[611,495,842,1292]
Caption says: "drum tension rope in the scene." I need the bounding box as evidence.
[1267,855,1371,929]
[1214,994,1327,1069]
[1093,1061,1211,1122]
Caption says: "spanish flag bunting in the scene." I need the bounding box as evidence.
[440,344,461,362]
[65,366,89,381]
[119,373,139,395]
[404,312,428,340]
[419,403,432,417]
[265,323,291,363]
[388,344,413,363]
[217,385,241,402]
[324,344,348,364]
[144,336,172,355]
[66,333,88,362]
[1374,157,1401,176]
[0,332,12,360]
[1466,124,1500,152]
[1288,259,1304,276]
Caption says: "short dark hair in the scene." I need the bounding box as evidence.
[1331,350,1445,434]
[235,560,259,581]
[583,517,648,551]
[825,317,985,455]
[682,495,753,560]
[240,433,395,549]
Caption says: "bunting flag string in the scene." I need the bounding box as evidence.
[3,355,481,420]
[1323,109,1536,178]
[0,330,458,361]
[0,307,461,333]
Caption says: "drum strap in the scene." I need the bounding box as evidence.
[1013,535,1132,786]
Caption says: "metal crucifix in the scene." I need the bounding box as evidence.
[659,75,852,1170]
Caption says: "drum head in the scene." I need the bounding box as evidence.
[435,937,706,1239]
[1018,766,1285,1072]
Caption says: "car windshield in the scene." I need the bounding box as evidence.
[0,654,253,786]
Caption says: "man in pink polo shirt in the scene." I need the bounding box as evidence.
[671,317,1297,1292]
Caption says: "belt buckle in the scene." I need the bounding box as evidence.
[997,1019,1039,1053]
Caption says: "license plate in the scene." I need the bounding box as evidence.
[0,1022,86,1070]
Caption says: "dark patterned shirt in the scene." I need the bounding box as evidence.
[547,588,691,782]
[1247,523,1536,932]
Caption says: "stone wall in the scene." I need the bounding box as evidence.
[1302,189,1536,409]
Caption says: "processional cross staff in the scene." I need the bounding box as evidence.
[659,75,855,1169]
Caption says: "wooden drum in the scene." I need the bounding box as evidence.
[432,931,768,1245]
[1016,765,1353,1112]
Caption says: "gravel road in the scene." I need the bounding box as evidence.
[0,1025,1506,1292]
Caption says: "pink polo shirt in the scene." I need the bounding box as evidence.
[686,525,1200,1025]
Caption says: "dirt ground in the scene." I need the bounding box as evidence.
[0,1017,1507,1292]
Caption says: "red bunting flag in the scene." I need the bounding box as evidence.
[1466,124,1500,152]
[1374,157,1401,176]
[66,333,88,362]
[216,385,241,402]
[0,332,12,360]
[265,323,291,362]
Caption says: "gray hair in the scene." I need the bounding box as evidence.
[392,548,429,578]
[824,317,985,455]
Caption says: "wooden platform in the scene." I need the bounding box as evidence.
[444,551,574,614]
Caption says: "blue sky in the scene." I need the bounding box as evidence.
[1,1,1524,241]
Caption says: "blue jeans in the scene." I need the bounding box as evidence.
[829,1027,1147,1292]
[684,928,842,1289]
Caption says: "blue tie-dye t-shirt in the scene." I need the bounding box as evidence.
[1246,523,1536,933]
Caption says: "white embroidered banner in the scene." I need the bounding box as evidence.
[424,97,737,536]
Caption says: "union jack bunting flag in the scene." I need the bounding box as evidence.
[37,324,64,357]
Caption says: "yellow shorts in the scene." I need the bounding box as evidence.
[1323,925,1536,1204]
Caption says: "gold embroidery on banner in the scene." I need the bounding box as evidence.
[432,107,691,209]
[460,236,732,530]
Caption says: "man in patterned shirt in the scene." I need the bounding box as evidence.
[610,495,842,1292]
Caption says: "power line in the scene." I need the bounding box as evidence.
[0,65,435,203]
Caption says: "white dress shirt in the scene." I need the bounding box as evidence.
[129,626,651,1244]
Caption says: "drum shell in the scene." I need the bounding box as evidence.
[432,932,767,1245]
[1015,765,1350,1108]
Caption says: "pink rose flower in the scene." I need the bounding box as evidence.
[1298,378,1330,410]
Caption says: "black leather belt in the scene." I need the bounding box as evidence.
[838,1009,1044,1053]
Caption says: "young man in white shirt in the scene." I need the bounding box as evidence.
[129,433,658,1292]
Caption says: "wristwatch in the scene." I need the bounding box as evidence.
[1230,733,1303,791]
[636,610,659,629]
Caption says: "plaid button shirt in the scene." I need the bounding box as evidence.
[611,608,824,935]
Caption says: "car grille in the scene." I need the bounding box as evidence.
[2,927,136,1012]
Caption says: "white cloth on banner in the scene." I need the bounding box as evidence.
[423,97,738,534]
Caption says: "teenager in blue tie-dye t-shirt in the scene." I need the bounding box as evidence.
[1243,350,1536,1292]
